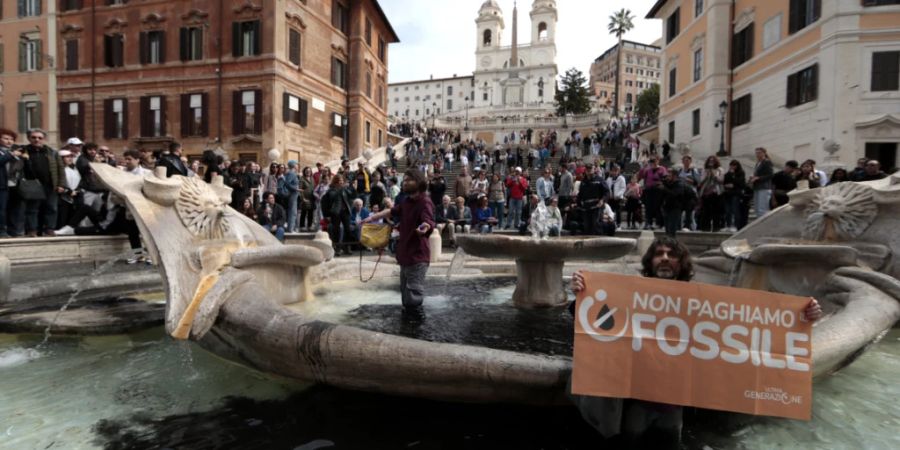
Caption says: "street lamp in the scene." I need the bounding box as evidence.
[342,116,349,160]
[432,102,436,129]
[464,96,470,131]
[715,100,728,156]
[562,94,569,129]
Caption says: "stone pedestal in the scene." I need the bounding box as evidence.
[429,231,442,263]
[512,260,566,308]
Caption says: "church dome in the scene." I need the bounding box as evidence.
[479,0,502,16]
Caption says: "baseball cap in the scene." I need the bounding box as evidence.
[66,137,84,146]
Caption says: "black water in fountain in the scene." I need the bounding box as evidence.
[344,277,576,357]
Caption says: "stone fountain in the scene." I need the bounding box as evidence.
[82,160,900,404]
[454,235,635,307]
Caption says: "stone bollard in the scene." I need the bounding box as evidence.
[0,253,9,303]
[429,230,442,263]
[637,230,655,257]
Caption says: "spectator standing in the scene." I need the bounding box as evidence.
[536,168,556,205]
[605,165,626,228]
[679,155,701,231]
[624,175,643,230]
[283,161,300,232]
[697,156,725,232]
[505,167,529,229]
[21,129,64,237]
[859,160,888,181]
[771,160,799,208]
[722,160,746,232]
[428,170,447,208]
[157,142,189,178]
[749,147,774,219]
[488,173,506,229]
[660,170,687,237]
[0,130,22,238]
[638,157,667,229]
[322,174,354,255]
[299,167,316,231]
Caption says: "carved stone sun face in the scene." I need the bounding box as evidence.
[176,177,232,240]
[803,182,877,242]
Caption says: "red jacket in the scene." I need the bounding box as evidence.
[506,175,529,200]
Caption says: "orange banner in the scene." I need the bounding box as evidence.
[572,272,813,420]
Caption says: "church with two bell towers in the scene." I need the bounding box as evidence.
[473,0,559,114]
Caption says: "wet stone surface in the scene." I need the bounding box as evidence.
[343,277,576,357]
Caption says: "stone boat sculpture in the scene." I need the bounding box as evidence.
[91,163,900,403]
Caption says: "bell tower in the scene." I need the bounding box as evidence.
[530,0,557,44]
[476,0,504,52]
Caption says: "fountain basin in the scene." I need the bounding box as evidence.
[455,235,636,307]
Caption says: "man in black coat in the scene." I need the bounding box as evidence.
[576,164,610,235]
[660,170,687,237]
[156,142,189,178]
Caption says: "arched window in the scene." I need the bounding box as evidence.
[538,22,548,41]
[626,93,633,104]
[483,29,492,47]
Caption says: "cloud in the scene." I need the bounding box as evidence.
[381,0,662,83]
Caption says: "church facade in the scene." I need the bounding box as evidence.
[472,0,558,113]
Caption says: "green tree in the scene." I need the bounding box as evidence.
[634,83,660,121]
[608,8,635,118]
[555,68,592,116]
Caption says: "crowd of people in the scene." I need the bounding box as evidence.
[2,124,894,254]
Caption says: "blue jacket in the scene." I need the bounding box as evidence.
[283,171,300,196]
[0,147,14,190]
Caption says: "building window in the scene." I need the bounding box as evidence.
[108,0,127,5]
[61,0,81,12]
[872,51,899,92]
[104,34,124,67]
[180,27,203,61]
[365,121,371,143]
[366,72,372,98]
[64,39,79,71]
[18,100,42,134]
[377,129,383,147]
[732,24,754,68]
[863,0,900,4]
[181,93,208,136]
[483,92,488,101]
[668,67,677,97]
[59,101,84,141]
[692,109,700,136]
[789,0,820,34]
[694,0,703,17]
[731,94,752,126]
[19,38,42,72]
[232,20,261,57]
[378,37,386,62]
[331,57,347,89]
[448,86,453,96]
[668,121,675,144]
[447,99,453,111]
[139,30,166,65]
[140,96,166,137]
[233,90,262,135]
[666,8,680,44]
[786,64,818,107]
[19,0,41,17]
[365,19,372,46]
[282,92,308,127]
[693,48,703,82]
[483,29,492,47]
[104,98,128,139]
[332,1,349,34]
[286,28,302,66]
[332,112,345,138]
[626,93,633,104]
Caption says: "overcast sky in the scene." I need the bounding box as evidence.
[382,0,663,84]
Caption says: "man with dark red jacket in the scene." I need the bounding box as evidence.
[505,167,529,229]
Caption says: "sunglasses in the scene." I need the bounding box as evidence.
[29,136,43,140]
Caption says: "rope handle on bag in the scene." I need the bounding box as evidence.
[359,248,384,283]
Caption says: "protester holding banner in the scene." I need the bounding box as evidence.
[569,237,822,448]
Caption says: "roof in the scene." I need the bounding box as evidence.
[645,0,670,19]
[371,0,400,43]
[593,40,661,63]
[388,75,475,86]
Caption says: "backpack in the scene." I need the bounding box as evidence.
[276,177,289,197]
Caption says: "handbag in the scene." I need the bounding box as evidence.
[17,178,46,201]
[360,223,391,250]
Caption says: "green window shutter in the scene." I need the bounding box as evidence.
[35,40,42,70]
[17,102,26,134]
[18,41,26,72]
[35,101,42,128]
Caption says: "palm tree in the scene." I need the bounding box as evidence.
[608,8,635,119]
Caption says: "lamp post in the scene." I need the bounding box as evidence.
[715,100,728,156]
[342,116,349,160]
[432,102,436,129]
[464,96,470,131]
[562,94,569,129]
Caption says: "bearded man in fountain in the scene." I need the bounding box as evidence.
[363,169,435,315]
[570,237,823,448]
